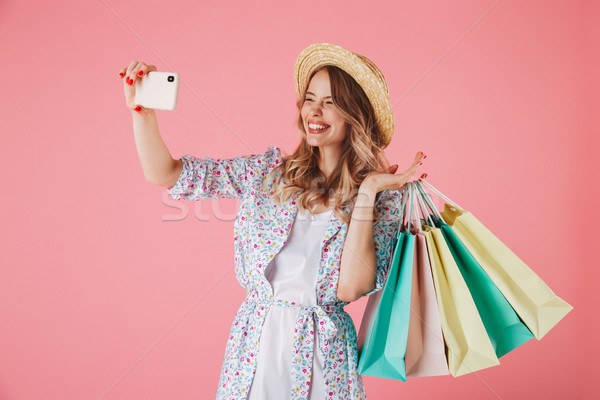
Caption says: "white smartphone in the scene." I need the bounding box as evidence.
[134,71,180,110]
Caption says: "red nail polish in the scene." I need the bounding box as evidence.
[134,106,142,111]
[419,162,422,165]
[138,71,143,76]
[424,155,427,159]
[119,72,124,77]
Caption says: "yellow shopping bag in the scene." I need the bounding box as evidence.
[439,203,572,339]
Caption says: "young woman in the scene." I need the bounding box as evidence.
[119,42,426,399]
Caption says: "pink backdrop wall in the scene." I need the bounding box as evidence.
[1,0,597,398]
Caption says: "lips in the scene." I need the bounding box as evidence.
[307,120,331,134]
[307,125,330,134]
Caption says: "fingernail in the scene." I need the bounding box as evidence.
[134,106,142,111]
[419,162,422,165]
[128,79,133,85]
[126,77,131,84]
[119,72,124,77]
[424,155,427,159]
[138,71,143,76]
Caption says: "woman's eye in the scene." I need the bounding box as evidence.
[303,98,333,105]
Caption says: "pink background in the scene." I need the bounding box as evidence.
[1,0,597,399]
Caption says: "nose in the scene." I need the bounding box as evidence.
[309,101,323,116]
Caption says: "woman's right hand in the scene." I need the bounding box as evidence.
[363,150,428,193]
[118,60,157,112]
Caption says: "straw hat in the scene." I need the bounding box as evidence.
[294,42,395,148]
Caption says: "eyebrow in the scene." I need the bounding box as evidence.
[305,92,332,99]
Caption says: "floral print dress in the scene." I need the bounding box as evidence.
[247,207,333,399]
[166,145,402,400]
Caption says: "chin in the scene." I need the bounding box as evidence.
[306,135,325,143]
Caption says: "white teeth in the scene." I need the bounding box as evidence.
[309,123,329,130]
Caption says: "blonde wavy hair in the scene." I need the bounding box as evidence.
[264,65,390,226]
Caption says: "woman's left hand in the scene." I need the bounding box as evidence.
[362,150,428,193]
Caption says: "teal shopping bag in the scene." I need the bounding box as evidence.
[358,187,416,381]
[441,223,534,357]
[415,181,534,358]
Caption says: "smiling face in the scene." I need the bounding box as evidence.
[301,68,349,150]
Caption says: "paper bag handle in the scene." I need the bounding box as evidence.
[418,178,463,210]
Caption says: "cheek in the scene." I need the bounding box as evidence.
[329,111,346,126]
[300,106,309,120]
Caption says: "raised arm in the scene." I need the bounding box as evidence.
[132,109,182,187]
[337,150,427,302]
[119,60,181,187]
[337,186,403,302]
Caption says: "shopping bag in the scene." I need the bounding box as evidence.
[422,217,500,376]
[421,179,573,340]
[357,186,416,381]
[357,285,383,364]
[405,230,450,378]
[404,236,424,374]
[415,181,535,358]
[404,182,449,378]
[441,223,535,355]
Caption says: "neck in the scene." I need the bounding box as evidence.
[317,145,342,178]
